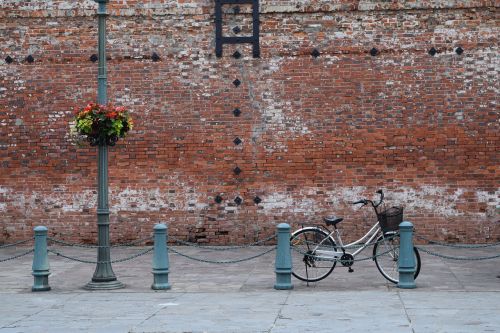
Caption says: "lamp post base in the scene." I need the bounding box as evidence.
[84,280,124,290]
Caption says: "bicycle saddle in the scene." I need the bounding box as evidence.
[324,216,343,226]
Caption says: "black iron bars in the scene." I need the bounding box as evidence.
[215,0,260,58]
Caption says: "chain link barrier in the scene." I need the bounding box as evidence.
[0,239,34,263]
[0,239,33,248]
[47,236,153,249]
[169,234,277,251]
[415,246,500,261]
[47,247,154,264]
[44,233,280,265]
[44,235,155,264]
[415,234,500,248]
[168,246,277,264]
[0,249,34,263]
[413,232,500,261]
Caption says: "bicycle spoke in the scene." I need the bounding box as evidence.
[290,228,336,282]
[374,234,421,284]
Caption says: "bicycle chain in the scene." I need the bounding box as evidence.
[290,245,397,262]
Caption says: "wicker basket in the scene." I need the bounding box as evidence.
[378,207,403,233]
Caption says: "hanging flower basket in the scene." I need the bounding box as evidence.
[73,103,133,146]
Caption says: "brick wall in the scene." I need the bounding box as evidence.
[1,0,498,244]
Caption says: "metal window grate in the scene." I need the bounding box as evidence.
[215,0,260,58]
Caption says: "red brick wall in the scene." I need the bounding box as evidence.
[1,1,498,244]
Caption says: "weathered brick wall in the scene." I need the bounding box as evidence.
[1,0,498,244]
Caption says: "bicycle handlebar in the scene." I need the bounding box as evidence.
[351,199,368,205]
[350,190,384,209]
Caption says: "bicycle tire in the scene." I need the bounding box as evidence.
[290,227,337,282]
[373,233,421,284]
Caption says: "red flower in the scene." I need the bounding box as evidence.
[106,111,118,119]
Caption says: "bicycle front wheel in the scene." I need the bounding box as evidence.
[373,233,421,284]
[290,228,337,282]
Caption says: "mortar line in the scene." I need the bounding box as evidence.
[267,290,291,333]
[397,290,416,333]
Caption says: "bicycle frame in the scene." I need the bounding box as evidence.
[312,222,383,261]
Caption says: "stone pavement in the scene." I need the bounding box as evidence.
[0,244,499,333]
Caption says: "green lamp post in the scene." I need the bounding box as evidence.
[85,0,124,290]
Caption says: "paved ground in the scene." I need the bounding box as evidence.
[0,243,499,333]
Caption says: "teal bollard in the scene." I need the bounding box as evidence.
[274,223,293,290]
[32,226,50,291]
[151,223,171,290]
[398,221,417,289]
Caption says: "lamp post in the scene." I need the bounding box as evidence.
[85,0,123,290]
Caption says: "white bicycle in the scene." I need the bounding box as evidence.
[290,190,421,284]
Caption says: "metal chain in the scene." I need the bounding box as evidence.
[48,238,97,249]
[47,236,153,248]
[109,248,154,263]
[414,234,500,248]
[169,234,277,251]
[0,239,33,248]
[48,249,97,264]
[48,247,154,264]
[415,246,500,261]
[0,249,34,262]
[168,246,276,264]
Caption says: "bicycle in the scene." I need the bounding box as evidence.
[290,190,421,284]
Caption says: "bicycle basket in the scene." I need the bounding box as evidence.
[378,206,403,233]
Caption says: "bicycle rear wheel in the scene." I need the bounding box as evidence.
[373,233,421,284]
[290,228,337,282]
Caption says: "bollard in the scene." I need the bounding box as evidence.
[151,223,171,290]
[398,221,417,289]
[274,223,293,290]
[32,226,50,291]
